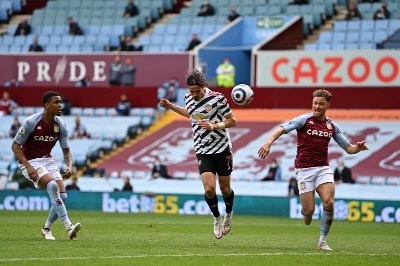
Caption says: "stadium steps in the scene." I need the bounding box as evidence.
[0,14,31,35]
[297,4,348,49]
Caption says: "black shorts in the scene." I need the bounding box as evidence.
[196,148,233,176]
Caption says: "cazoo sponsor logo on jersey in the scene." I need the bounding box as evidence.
[307,129,332,138]
[34,136,58,142]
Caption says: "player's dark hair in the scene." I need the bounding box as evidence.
[42,91,60,105]
[313,89,332,102]
[186,69,208,87]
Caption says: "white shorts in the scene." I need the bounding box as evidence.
[19,157,62,188]
[295,166,334,194]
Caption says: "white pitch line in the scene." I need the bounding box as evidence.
[0,252,398,262]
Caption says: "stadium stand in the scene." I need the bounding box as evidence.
[0,105,157,188]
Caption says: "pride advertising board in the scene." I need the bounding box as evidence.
[0,191,399,223]
[0,53,190,87]
[255,50,400,87]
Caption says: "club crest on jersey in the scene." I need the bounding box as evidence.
[17,127,25,137]
[326,122,332,130]
[54,124,59,133]
[205,104,212,112]
[299,182,306,190]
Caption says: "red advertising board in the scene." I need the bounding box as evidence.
[256,50,400,87]
[0,53,191,87]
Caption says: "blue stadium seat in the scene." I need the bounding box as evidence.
[7,24,17,35]
[374,30,388,43]
[318,43,331,50]
[2,35,13,45]
[374,20,389,31]
[334,20,347,31]
[347,20,361,31]
[13,36,26,46]
[100,25,113,36]
[80,45,94,52]
[359,42,375,49]
[359,32,373,44]
[319,31,333,44]
[304,43,318,50]
[53,25,66,35]
[9,44,22,52]
[57,45,70,52]
[49,35,62,46]
[345,43,359,50]
[73,36,85,45]
[69,44,81,52]
[331,43,345,50]
[41,25,54,35]
[45,45,58,52]
[346,32,360,44]
[360,20,374,32]
[62,36,74,46]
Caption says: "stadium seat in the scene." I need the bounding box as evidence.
[360,20,374,32]
[373,19,388,31]
[385,177,400,186]
[334,20,347,31]
[319,31,333,44]
[346,32,360,44]
[355,176,371,184]
[345,43,359,50]
[120,169,135,179]
[332,32,346,43]
[370,176,386,185]
[359,32,374,44]
[374,30,388,43]
[331,43,345,50]
[13,36,26,46]
[172,171,187,180]
[347,20,361,31]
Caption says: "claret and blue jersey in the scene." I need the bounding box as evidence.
[282,112,350,169]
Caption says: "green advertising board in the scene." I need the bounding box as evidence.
[0,191,399,223]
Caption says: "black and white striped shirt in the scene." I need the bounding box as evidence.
[185,88,232,155]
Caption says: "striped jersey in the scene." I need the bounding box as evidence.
[281,112,350,169]
[13,112,70,160]
[185,88,232,155]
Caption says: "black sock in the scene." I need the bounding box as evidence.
[223,190,234,214]
[205,194,220,217]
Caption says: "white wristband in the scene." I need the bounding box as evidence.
[217,122,226,130]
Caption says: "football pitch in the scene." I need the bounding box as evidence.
[0,211,399,266]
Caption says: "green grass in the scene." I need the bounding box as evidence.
[0,211,399,266]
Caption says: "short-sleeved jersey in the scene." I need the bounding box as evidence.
[185,88,232,155]
[281,112,350,168]
[13,112,70,160]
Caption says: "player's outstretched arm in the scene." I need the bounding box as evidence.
[258,126,286,159]
[159,99,190,118]
[343,140,369,154]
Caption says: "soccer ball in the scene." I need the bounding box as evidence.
[231,84,254,106]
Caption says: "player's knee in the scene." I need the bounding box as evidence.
[220,186,231,196]
[204,189,216,198]
[46,180,59,193]
[302,206,315,216]
[60,192,68,203]
[323,198,334,210]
